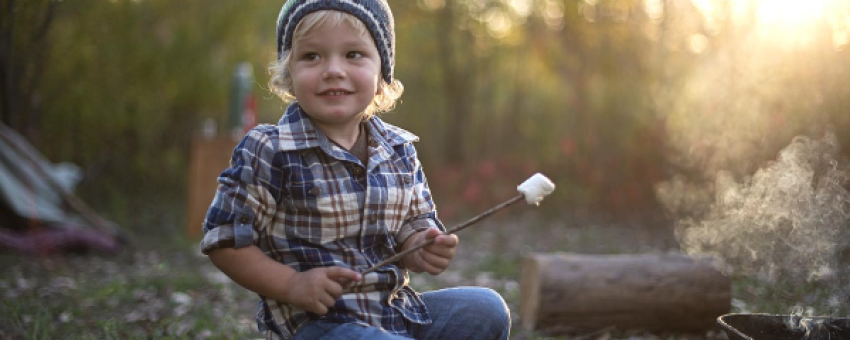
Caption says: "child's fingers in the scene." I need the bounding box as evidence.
[413,253,440,274]
[318,292,336,309]
[433,234,458,247]
[326,267,362,284]
[323,278,344,298]
[308,302,329,315]
[420,227,442,242]
[420,228,457,247]
[423,243,455,259]
[418,255,449,275]
[419,250,451,269]
[423,235,458,257]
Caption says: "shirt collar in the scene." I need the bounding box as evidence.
[276,103,419,153]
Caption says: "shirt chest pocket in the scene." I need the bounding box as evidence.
[373,172,416,237]
[281,179,363,244]
[278,154,417,245]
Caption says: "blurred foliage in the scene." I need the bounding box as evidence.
[1,0,849,228]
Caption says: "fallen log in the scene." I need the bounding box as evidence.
[520,252,731,334]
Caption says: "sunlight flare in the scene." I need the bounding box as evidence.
[756,0,826,25]
[753,0,838,49]
[692,0,849,49]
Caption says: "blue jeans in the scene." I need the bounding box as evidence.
[291,287,511,340]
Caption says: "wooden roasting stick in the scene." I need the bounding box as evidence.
[360,173,556,276]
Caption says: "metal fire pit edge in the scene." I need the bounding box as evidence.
[717,313,850,340]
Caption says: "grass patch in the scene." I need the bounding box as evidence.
[0,247,257,340]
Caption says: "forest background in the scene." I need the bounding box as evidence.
[4,0,849,225]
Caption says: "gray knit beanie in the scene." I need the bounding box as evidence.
[276,0,396,84]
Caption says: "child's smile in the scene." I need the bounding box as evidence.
[289,17,381,137]
[321,90,350,96]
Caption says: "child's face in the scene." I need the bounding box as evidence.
[289,16,381,131]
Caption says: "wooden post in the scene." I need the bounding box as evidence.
[520,252,731,334]
[186,136,237,239]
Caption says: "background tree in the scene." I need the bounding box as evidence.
[0,0,57,135]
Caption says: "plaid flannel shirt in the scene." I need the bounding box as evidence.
[201,103,444,339]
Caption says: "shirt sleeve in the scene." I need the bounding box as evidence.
[200,128,280,255]
[395,143,444,247]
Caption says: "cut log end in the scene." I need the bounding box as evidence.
[519,255,544,331]
[519,252,731,335]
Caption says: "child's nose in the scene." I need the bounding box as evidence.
[322,57,345,79]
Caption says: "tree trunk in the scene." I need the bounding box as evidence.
[434,2,473,163]
[0,0,56,134]
[520,252,731,334]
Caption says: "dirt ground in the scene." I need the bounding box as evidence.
[0,210,733,339]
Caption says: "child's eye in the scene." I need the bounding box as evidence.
[301,53,320,61]
[347,51,364,59]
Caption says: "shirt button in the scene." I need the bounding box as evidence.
[238,215,250,224]
[309,187,321,196]
[403,176,411,184]
[353,167,363,176]
[368,213,378,224]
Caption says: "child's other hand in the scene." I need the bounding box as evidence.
[283,267,361,315]
[404,228,458,275]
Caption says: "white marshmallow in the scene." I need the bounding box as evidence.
[517,173,556,206]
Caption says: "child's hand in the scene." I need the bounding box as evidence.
[283,267,361,315]
[403,228,458,275]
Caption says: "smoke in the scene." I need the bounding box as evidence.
[650,12,850,311]
[662,132,850,290]
[787,313,848,340]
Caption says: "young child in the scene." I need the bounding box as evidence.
[201,1,511,339]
